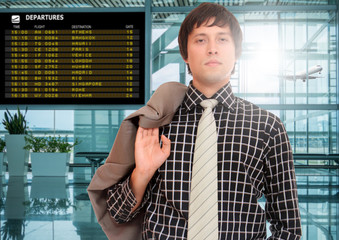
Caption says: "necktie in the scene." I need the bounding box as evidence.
[188,99,219,240]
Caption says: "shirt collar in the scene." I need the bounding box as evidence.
[183,81,236,112]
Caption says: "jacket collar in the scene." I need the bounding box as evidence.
[127,82,188,128]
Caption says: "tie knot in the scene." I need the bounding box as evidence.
[200,99,218,109]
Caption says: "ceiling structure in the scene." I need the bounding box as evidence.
[0,0,335,9]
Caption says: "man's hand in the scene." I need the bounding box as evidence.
[134,127,171,180]
[130,127,171,212]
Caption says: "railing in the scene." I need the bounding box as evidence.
[2,154,338,171]
[293,154,339,169]
[71,154,338,169]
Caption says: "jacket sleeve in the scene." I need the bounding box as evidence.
[87,119,143,240]
[264,120,302,240]
[107,175,151,224]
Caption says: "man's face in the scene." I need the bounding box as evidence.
[184,20,236,89]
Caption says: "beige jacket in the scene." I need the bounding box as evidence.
[87,82,187,240]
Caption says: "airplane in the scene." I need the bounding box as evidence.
[282,65,323,82]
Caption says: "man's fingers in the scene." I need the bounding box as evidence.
[137,127,160,137]
[152,128,159,137]
[137,127,160,143]
[136,126,145,141]
[161,135,171,157]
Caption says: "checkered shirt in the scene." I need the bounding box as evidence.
[107,82,302,240]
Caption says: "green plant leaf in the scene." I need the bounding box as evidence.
[2,107,29,134]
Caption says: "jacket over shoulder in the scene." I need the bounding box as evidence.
[87,82,187,240]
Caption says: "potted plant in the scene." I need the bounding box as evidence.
[0,138,5,176]
[2,107,29,176]
[24,134,80,177]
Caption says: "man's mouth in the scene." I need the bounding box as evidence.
[204,59,222,67]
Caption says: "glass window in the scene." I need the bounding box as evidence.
[151,10,338,155]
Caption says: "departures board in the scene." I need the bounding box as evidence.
[0,12,145,105]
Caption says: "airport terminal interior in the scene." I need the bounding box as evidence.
[0,0,338,239]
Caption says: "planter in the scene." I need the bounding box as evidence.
[0,152,4,176]
[5,134,29,177]
[31,152,70,177]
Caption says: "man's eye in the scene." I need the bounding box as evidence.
[220,38,229,42]
[196,39,205,43]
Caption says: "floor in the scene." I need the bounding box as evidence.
[0,168,338,240]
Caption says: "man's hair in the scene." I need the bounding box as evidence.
[178,2,243,74]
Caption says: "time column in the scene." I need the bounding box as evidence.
[4,29,60,99]
[5,29,30,99]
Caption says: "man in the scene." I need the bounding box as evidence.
[90,2,302,239]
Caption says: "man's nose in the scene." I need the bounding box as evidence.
[208,42,218,55]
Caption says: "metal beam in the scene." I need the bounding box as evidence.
[0,7,146,12]
[152,23,182,60]
[145,0,151,102]
[152,50,182,73]
[257,104,339,110]
[152,5,337,13]
[299,12,336,54]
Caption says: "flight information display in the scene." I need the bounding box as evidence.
[0,12,145,105]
